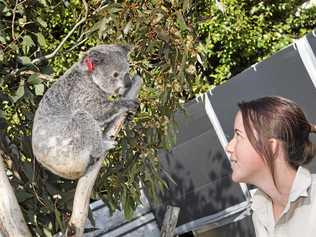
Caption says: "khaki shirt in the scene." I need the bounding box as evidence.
[251,166,316,237]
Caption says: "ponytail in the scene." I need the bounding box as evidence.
[301,123,316,165]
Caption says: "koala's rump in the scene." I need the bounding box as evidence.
[32,111,103,179]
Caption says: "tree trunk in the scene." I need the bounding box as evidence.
[0,151,32,237]
[161,206,180,237]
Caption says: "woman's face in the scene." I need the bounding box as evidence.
[226,111,266,184]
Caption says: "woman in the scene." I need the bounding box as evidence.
[226,96,316,237]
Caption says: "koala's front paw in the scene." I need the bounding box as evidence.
[102,138,117,151]
[121,99,139,114]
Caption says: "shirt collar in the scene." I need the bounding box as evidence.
[251,166,312,211]
[288,166,312,202]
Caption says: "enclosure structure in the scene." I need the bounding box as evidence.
[153,29,316,237]
[86,30,316,236]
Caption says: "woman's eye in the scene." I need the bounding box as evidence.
[235,132,242,138]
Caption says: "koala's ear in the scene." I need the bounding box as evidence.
[80,54,95,73]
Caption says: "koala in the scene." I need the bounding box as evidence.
[32,45,138,180]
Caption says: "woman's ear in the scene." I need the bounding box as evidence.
[268,138,281,159]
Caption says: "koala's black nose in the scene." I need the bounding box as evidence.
[124,74,132,88]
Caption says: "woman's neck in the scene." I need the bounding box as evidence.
[255,159,297,221]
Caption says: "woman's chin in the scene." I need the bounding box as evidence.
[231,171,244,183]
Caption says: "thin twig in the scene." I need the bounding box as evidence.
[11,0,18,41]
[91,1,108,15]
[64,37,89,54]
[11,0,27,41]
[19,70,53,81]
[31,0,89,65]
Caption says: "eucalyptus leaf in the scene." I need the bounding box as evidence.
[123,21,132,35]
[0,36,5,44]
[21,35,35,55]
[15,190,34,203]
[18,56,31,65]
[0,117,7,129]
[36,17,47,27]
[35,84,45,96]
[176,11,188,32]
[43,227,53,237]
[27,74,42,85]
[54,208,63,230]
[11,80,25,102]
[36,32,47,47]
[0,50,3,62]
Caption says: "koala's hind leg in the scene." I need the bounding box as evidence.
[65,111,106,176]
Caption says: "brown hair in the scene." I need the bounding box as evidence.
[238,96,316,175]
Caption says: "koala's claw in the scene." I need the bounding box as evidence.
[119,99,139,114]
[102,138,117,150]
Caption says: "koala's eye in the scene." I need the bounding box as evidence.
[113,72,119,78]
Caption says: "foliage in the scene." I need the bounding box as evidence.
[0,0,205,235]
[0,0,315,235]
[197,0,316,85]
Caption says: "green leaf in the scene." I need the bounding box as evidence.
[54,208,63,230]
[35,84,44,96]
[43,227,53,237]
[0,49,3,62]
[36,17,47,27]
[21,136,33,159]
[0,36,5,44]
[21,161,33,181]
[0,117,7,129]
[182,0,191,12]
[123,21,132,35]
[11,80,25,102]
[176,11,187,32]
[15,190,33,203]
[27,74,42,85]
[21,35,35,54]
[18,56,31,65]
[36,32,46,47]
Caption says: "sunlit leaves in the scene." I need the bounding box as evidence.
[11,80,25,103]
[18,56,31,65]
[197,0,316,85]
[21,35,35,55]
[36,33,47,47]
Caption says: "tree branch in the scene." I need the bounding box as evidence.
[0,151,32,237]
[19,70,53,81]
[64,75,143,237]
[11,0,18,41]
[11,0,27,41]
[31,0,89,65]
[161,206,180,237]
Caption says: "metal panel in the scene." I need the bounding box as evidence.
[152,100,247,231]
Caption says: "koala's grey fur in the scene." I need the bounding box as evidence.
[32,45,137,180]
